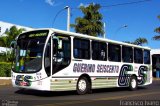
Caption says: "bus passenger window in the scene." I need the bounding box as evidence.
[53,39,58,56]
[92,41,107,61]
[134,48,143,64]
[122,46,133,63]
[52,35,71,74]
[108,43,121,62]
[73,38,90,59]
[144,50,150,64]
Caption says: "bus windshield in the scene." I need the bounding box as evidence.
[12,30,49,73]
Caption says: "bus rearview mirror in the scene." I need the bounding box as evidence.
[10,40,16,48]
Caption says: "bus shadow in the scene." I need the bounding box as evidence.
[14,87,147,97]
[15,89,77,97]
[92,86,147,94]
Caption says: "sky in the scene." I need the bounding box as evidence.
[0,0,160,49]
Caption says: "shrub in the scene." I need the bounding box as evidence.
[0,62,12,77]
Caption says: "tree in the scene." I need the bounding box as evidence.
[153,15,160,40]
[0,26,25,48]
[133,37,148,46]
[0,26,25,62]
[124,41,134,44]
[71,3,104,37]
[124,37,148,46]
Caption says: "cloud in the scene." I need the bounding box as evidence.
[78,3,90,8]
[45,0,55,6]
[79,3,84,7]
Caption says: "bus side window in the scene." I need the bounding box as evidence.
[62,39,71,63]
[73,38,90,59]
[134,48,143,64]
[122,46,133,63]
[92,41,107,61]
[144,50,150,64]
[108,43,121,62]
[74,49,78,58]
[53,39,58,56]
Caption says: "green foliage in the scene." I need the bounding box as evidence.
[124,37,148,46]
[71,3,104,37]
[0,51,14,62]
[0,26,25,62]
[124,41,134,44]
[0,26,25,48]
[0,53,6,61]
[153,15,160,40]
[133,37,148,46]
[0,26,24,77]
[0,62,11,77]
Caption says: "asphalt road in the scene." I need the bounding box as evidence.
[0,80,160,106]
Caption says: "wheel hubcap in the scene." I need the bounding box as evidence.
[131,79,136,88]
[78,79,87,92]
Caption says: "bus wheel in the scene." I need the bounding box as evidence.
[129,76,137,91]
[77,77,90,95]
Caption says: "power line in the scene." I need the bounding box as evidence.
[71,0,151,9]
[101,0,151,8]
[52,8,66,27]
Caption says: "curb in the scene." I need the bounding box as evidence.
[0,83,11,86]
[153,78,160,80]
[0,83,10,86]
[0,77,11,86]
[0,77,11,80]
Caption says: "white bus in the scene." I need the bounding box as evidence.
[11,28,152,95]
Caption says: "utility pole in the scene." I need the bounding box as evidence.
[103,22,106,38]
[65,6,70,32]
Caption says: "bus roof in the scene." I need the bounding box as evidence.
[21,28,151,50]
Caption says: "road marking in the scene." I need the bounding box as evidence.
[36,91,160,106]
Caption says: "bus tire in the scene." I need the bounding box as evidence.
[129,76,137,91]
[76,77,91,95]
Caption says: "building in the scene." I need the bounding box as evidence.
[151,49,160,77]
[151,49,160,69]
[0,21,33,36]
[0,21,34,52]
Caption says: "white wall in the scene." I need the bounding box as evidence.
[0,21,33,36]
[151,49,160,55]
[0,21,34,53]
[0,47,10,53]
